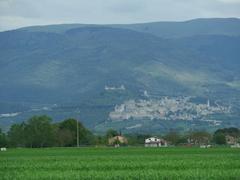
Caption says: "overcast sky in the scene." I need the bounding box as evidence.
[0,0,240,31]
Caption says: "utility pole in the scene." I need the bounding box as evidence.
[77,119,79,147]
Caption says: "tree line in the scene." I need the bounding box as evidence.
[0,115,239,147]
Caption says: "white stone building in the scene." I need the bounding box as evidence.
[145,137,167,147]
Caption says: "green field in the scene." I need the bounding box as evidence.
[0,147,240,179]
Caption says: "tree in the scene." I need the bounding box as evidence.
[0,128,7,147]
[56,128,75,147]
[164,132,184,145]
[213,127,240,145]
[95,135,105,145]
[188,131,212,145]
[126,134,150,145]
[106,129,118,139]
[57,118,94,146]
[24,115,55,147]
[8,123,26,147]
[213,133,226,145]
[215,128,240,138]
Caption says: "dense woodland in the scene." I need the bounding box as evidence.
[0,115,239,148]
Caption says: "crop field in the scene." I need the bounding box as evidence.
[0,147,240,179]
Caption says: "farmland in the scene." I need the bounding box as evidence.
[0,147,240,179]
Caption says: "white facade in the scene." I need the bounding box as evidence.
[145,137,167,147]
[0,147,7,151]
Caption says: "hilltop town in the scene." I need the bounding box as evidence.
[109,97,230,123]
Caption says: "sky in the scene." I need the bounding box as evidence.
[0,0,240,31]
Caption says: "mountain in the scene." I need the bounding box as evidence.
[0,18,240,133]
[20,18,240,38]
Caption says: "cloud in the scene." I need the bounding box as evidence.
[218,0,240,3]
[106,0,146,13]
[0,0,240,31]
[0,15,63,31]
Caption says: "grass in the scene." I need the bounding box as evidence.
[0,147,240,179]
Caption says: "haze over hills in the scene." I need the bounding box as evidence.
[0,18,240,133]
[19,18,240,38]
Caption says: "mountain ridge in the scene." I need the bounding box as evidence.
[15,18,240,38]
[0,18,240,133]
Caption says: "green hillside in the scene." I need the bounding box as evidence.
[0,18,240,133]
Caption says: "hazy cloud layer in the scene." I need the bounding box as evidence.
[0,0,240,31]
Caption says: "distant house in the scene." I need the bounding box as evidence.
[108,136,128,146]
[231,144,240,148]
[145,137,167,147]
[226,135,239,145]
[0,147,7,151]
